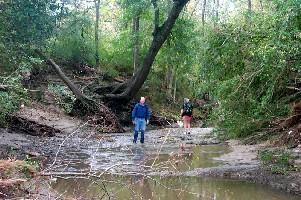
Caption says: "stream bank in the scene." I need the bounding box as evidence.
[0,106,300,199]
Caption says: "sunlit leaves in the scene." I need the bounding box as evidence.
[2,0,60,46]
[200,0,301,137]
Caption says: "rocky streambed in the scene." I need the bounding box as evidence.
[1,124,301,199]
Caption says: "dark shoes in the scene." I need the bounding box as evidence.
[133,140,144,144]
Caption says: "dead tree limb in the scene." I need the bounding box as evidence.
[35,50,124,132]
[35,50,90,102]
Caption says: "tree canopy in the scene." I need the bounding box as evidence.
[1,0,301,138]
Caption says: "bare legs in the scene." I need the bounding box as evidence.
[182,116,191,134]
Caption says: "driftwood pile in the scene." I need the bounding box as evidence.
[150,114,176,126]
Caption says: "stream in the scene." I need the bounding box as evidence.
[45,128,300,200]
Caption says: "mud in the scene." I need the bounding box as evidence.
[0,106,301,198]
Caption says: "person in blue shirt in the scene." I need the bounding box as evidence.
[132,97,151,143]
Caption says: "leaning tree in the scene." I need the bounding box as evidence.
[41,0,190,102]
[97,0,190,101]
[4,0,190,131]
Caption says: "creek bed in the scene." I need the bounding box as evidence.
[46,131,300,200]
[52,175,300,200]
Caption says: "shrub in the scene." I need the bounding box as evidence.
[200,0,301,138]
[0,76,27,127]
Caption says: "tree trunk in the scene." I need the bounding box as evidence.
[105,0,190,101]
[173,73,177,103]
[259,0,263,11]
[95,0,100,68]
[132,14,140,75]
[216,0,219,22]
[166,65,175,99]
[202,0,207,27]
[248,0,252,12]
[35,50,89,102]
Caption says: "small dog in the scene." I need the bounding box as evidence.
[177,120,183,128]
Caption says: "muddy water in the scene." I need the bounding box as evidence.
[48,130,300,199]
[51,143,230,173]
[52,175,300,200]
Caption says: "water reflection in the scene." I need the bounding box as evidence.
[52,176,300,200]
[131,146,147,173]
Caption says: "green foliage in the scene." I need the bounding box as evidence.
[0,76,27,127]
[24,155,40,171]
[49,12,96,67]
[1,0,61,50]
[259,149,294,174]
[200,0,301,138]
[48,84,76,113]
[0,0,61,72]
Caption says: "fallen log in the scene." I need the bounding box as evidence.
[35,50,124,133]
[9,115,60,137]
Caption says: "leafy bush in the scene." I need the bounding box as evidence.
[0,76,27,127]
[200,0,301,138]
[48,84,76,113]
[49,12,95,67]
[259,149,294,174]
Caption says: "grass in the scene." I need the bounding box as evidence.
[259,149,295,175]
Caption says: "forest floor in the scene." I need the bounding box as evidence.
[0,104,301,199]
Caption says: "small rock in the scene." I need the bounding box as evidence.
[293,159,301,169]
[26,151,40,157]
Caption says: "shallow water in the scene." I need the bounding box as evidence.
[51,143,230,173]
[52,175,300,200]
[48,131,300,200]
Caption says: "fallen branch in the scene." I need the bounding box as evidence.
[286,86,301,91]
[35,50,90,102]
[9,115,60,137]
[74,75,100,81]
[113,77,126,83]
[34,50,124,132]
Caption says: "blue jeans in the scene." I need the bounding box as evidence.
[133,118,146,143]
